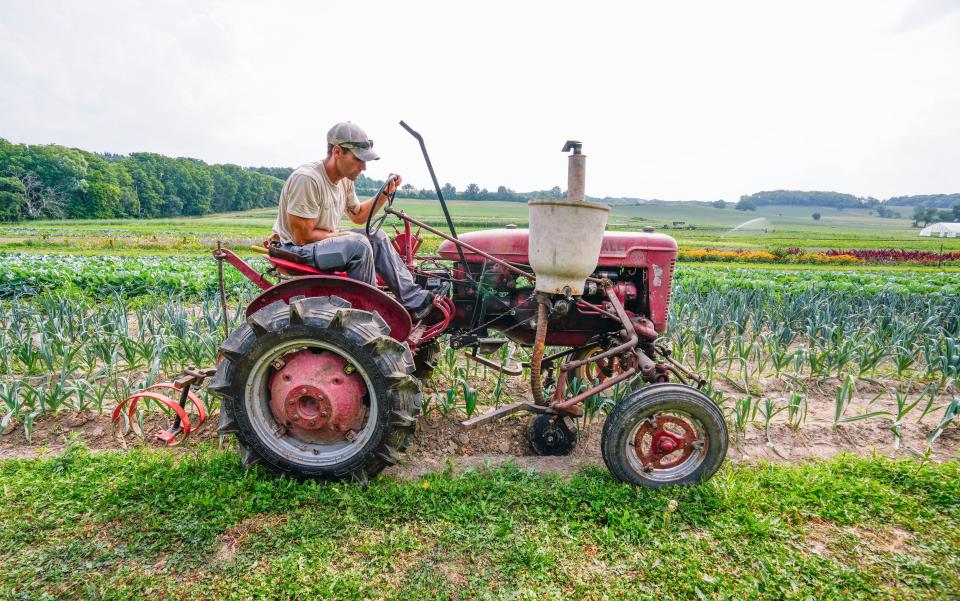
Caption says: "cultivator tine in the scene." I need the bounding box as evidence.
[112,390,194,446]
[111,368,215,446]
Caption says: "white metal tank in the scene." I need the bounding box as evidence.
[527,141,609,296]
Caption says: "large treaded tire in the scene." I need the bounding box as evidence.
[601,383,727,488]
[209,295,421,483]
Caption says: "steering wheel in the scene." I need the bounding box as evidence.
[365,176,398,237]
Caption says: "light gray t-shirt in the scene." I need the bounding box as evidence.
[272,161,361,244]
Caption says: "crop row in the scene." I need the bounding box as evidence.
[0,253,256,298]
[669,277,959,387]
[1,277,958,443]
[0,292,260,436]
[3,253,960,299]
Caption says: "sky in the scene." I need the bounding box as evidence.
[1,0,958,201]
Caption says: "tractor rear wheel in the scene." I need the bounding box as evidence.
[210,296,421,483]
[601,384,727,488]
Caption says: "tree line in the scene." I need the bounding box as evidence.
[736,190,876,210]
[3,138,958,223]
[887,193,960,208]
[0,139,283,221]
[734,190,959,223]
[350,174,567,203]
[912,205,960,227]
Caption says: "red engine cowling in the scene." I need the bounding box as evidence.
[437,228,677,333]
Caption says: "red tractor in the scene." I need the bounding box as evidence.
[165,123,728,488]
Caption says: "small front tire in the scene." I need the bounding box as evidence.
[601,384,727,487]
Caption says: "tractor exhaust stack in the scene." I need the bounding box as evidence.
[564,140,586,202]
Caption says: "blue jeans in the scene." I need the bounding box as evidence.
[279,229,429,310]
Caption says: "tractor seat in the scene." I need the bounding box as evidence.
[261,240,383,284]
[261,238,340,277]
[266,256,328,276]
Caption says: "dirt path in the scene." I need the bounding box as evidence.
[3,400,958,478]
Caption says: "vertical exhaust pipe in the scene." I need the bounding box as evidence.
[563,140,585,202]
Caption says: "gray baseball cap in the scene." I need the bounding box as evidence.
[327,122,380,161]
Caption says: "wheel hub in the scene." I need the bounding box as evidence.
[268,350,367,443]
[282,385,333,430]
[634,415,699,470]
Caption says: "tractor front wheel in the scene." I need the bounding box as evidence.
[210,296,421,483]
[601,384,727,488]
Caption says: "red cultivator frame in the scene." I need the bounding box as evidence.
[113,368,214,445]
[130,121,727,488]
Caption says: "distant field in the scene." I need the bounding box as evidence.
[1,199,957,257]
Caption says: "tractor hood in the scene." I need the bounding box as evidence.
[437,228,677,269]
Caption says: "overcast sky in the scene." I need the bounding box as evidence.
[1,0,958,201]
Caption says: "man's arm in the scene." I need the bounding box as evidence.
[288,215,356,245]
[347,174,402,225]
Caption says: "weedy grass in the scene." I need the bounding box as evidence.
[0,445,957,600]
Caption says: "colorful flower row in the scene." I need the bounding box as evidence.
[678,249,864,265]
[824,248,960,263]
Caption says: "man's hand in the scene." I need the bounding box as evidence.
[384,174,402,196]
[348,174,403,225]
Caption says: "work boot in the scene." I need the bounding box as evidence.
[410,293,436,321]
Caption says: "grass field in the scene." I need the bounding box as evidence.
[1,200,957,257]
[0,443,957,600]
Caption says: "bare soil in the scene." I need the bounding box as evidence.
[3,380,958,480]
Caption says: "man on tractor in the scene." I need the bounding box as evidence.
[270,121,436,320]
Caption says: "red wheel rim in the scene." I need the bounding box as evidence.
[633,414,700,470]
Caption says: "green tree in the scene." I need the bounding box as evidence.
[812,212,821,221]
[876,205,901,219]
[68,154,125,218]
[736,197,757,211]
[912,206,937,227]
[0,176,26,221]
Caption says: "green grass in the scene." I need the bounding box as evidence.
[2,200,958,257]
[0,441,957,599]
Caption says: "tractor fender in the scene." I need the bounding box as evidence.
[245,275,412,341]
